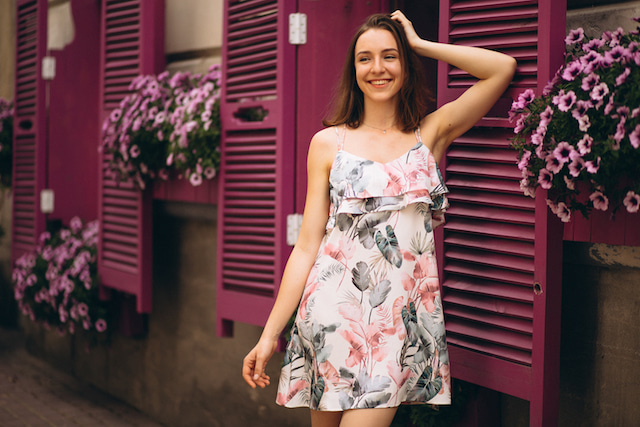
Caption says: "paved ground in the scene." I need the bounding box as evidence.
[0,327,164,427]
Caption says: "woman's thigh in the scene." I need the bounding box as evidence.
[339,407,398,427]
[310,409,343,427]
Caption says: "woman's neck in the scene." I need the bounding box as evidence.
[361,98,399,129]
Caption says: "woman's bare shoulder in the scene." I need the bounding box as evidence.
[308,127,339,164]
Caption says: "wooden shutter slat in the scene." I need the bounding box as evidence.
[445,291,533,316]
[445,232,534,257]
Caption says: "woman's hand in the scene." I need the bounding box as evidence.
[242,336,278,389]
[391,10,421,48]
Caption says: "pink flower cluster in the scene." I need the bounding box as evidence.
[12,217,108,335]
[510,20,640,221]
[102,64,222,189]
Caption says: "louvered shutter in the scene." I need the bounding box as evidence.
[12,0,47,262]
[216,0,296,336]
[98,0,164,313]
[436,1,566,425]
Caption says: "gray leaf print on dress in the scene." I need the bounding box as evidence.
[375,225,403,268]
[357,212,392,249]
[369,279,391,309]
[351,261,371,292]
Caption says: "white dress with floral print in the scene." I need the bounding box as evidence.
[277,128,451,410]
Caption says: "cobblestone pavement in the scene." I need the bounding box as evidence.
[0,327,164,427]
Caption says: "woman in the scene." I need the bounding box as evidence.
[242,10,516,427]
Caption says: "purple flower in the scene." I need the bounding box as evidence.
[95,319,107,333]
[616,67,631,86]
[553,141,574,165]
[552,90,577,112]
[166,152,174,166]
[565,28,585,45]
[630,124,640,149]
[562,60,583,81]
[538,168,553,189]
[577,115,591,132]
[531,131,544,146]
[577,134,593,155]
[572,100,593,120]
[580,51,602,74]
[130,144,140,159]
[189,173,203,186]
[590,191,609,211]
[585,157,601,174]
[109,108,122,122]
[605,45,629,63]
[612,116,626,147]
[624,191,640,213]
[604,96,615,115]
[556,202,571,223]
[77,303,89,317]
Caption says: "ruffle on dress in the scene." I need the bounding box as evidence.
[327,144,449,230]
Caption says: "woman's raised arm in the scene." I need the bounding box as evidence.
[392,10,517,161]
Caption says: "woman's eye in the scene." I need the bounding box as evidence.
[358,57,370,62]
[385,55,396,60]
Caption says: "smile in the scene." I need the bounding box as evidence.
[369,79,391,86]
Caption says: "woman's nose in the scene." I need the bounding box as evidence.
[372,57,385,73]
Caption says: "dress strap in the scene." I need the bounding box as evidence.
[334,124,347,150]
[414,127,422,143]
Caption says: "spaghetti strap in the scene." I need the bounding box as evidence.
[415,127,422,143]
[334,124,347,150]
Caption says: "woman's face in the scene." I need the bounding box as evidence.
[354,28,403,105]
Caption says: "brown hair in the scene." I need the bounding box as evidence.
[323,14,430,132]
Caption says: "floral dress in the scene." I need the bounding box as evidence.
[276,127,451,411]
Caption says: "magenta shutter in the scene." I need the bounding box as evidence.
[97,0,164,313]
[216,0,296,336]
[12,0,47,262]
[436,1,566,425]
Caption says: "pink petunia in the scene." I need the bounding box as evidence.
[531,131,545,146]
[616,67,631,86]
[577,115,591,132]
[623,191,640,213]
[585,157,601,174]
[581,73,600,91]
[565,28,585,45]
[590,82,610,101]
[589,191,609,211]
[582,38,605,52]
[204,167,216,180]
[577,134,593,155]
[517,151,531,171]
[553,141,574,165]
[552,90,577,112]
[538,168,553,189]
[189,173,203,186]
[564,175,576,190]
[545,153,563,174]
[539,106,554,128]
[562,60,584,81]
[569,157,585,177]
[77,303,89,317]
[129,144,140,158]
[630,125,640,149]
[95,319,107,333]
[556,202,571,223]
[166,152,174,166]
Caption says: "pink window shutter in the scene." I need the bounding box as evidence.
[216,0,297,337]
[12,0,47,263]
[97,0,164,313]
[436,1,566,425]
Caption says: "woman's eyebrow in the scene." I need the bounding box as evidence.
[355,48,399,56]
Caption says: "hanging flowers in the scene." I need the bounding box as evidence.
[0,97,13,188]
[102,64,221,190]
[12,218,109,336]
[510,20,640,222]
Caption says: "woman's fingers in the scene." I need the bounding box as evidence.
[390,10,420,46]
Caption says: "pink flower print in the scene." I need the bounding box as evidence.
[553,141,574,165]
[340,329,367,368]
[623,191,640,213]
[581,73,600,91]
[590,191,610,211]
[517,151,531,171]
[565,27,584,45]
[538,168,553,189]
[569,157,585,177]
[564,175,576,190]
[585,157,601,174]
[392,297,407,340]
[562,60,583,81]
[616,67,631,86]
[95,319,107,332]
[417,278,440,313]
[552,90,577,112]
[276,380,308,406]
[629,124,640,149]
[189,173,203,186]
[400,271,415,291]
[577,134,593,155]
[590,82,609,102]
[413,252,435,280]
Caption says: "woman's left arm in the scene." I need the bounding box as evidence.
[392,10,517,160]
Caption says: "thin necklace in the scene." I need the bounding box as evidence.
[362,121,396,134]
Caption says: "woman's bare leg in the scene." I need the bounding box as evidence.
[310,410,343,427]
[339,407,398,427]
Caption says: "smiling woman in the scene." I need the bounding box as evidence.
[242,11,516,427]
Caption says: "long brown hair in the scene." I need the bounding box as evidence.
[323,14,430,132]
